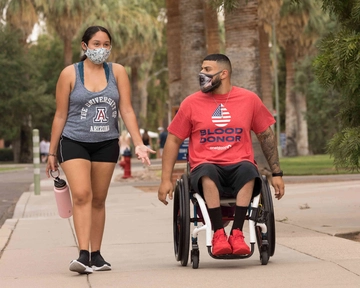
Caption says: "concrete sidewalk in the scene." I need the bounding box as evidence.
[0,165,360,287]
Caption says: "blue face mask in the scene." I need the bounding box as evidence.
[199,70,222,93]
[84,44,111,64]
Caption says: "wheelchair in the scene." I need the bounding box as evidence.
[172,169,276,269]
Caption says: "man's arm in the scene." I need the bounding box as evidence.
[158,133,184,205]
[256,127,281,173]
[256,127,285,200]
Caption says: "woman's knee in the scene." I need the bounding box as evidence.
[92,198,106,209]
[92,192,108,209]
[72,190,92,206]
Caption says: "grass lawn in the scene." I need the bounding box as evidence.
[0,155,358,176]
[281,154,358,176]
[0,167,22,172]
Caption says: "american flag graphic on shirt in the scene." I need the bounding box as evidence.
[212,104,231,127]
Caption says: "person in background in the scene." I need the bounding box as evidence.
[142,129,151,149]
[46,25,155,274]
[157,127,168,158]
[158,54,284,256]
[40,137,49,163]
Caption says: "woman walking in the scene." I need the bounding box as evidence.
[46,26,155,274]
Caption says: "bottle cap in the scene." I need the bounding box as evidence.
[54,177,67,188]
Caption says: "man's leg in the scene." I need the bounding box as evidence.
[228,179,254,255]
[202,176,232,255]
[232,179,254,231]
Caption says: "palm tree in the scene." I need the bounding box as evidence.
[0,0,38,43]
[32,0,99,67]
[166,0,181,111]
[86,0,163,127]
[277,0,325,156]
[203,1,220,54]
[258,0,282,111]
[224,0,272,173]
[225,0,260,94]
[179,0,207,102]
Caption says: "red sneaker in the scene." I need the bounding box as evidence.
[228,229,251,255]
[212,229,232,255]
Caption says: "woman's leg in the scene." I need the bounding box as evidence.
[90,162,116,251]
[61,159,92,251]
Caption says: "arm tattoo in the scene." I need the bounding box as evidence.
[256,127,281,173]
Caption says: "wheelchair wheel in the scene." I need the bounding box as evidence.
[191,249,199,269]
[173,174,190,266]
[260,250,269,265]
[256,175,276,260]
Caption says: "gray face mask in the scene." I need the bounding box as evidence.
[84,44,111,64]
[199,70,222,93]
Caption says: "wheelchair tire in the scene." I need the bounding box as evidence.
[191,249,199,269]
[260,250,269,265]
[173,174,190,266]
[256,176,276,257]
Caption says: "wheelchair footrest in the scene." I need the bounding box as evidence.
[207,244,255,260]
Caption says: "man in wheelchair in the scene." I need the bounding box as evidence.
[158,54,285,256]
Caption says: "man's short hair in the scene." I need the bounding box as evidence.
[203,54,232,75]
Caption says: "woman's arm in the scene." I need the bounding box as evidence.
[46,65,74,176]
[113,63,155,164]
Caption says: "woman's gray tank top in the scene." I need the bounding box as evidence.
[62,62,120,142]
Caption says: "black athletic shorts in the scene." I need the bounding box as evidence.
[57,136,120,163]
[190,161,262,199]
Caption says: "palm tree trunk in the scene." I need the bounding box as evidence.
[139,53,155,126]
[63,37,73,67]
[225,0,260,94]
[130,66,141,126]
[295,91,309,155]
[203,1,220,54]
[166,0,182,106]
[259,24,273,111]
[285,42,298,156]
[225,0,270,174]
[180,0,207,101]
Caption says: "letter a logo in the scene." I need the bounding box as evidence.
[93,107,108,123]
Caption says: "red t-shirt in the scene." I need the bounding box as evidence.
[168,86,275,171]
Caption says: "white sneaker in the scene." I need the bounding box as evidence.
[69,260,93,274]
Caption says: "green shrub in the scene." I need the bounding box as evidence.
[0,148,13,161]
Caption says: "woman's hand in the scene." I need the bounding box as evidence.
[135,145,156,166]
[46,154,59,178]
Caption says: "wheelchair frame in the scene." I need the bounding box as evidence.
[173,173,276,269]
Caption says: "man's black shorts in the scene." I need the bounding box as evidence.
[190,161,262,199]
[57,136,120,163]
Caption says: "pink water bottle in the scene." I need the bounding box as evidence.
[52,172,73,218]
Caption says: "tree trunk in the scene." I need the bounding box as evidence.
[259,24,273,111]
[295,91,309,155]
[139,53,155,127]
[12,138,21,163]
[285,42,298,156]
[203,1,220,54]
[225,0,269,174]
[63,36,73,67]
[166,0,182,107]
[225,0,260,94]
[20,123,32,163]
[180,0,207,101]
[130,66,141,126]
